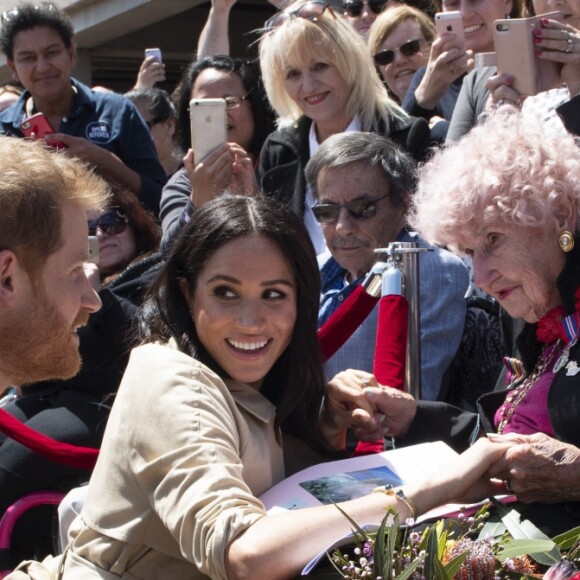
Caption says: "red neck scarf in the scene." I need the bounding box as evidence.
[536,288,580,345]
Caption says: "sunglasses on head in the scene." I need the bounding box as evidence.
[311,194,390,224]
[373,38,424,66]
[1,2,56,26]
[88,211,128,236]
[265,0,335,31]
[344,0,386,17]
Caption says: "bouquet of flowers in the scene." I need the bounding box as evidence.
[327,501,580,579]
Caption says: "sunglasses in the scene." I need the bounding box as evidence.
[88,211,129,236]
[373,39,424,66]
[265,0,335,31]
[344,0,386,17]
[311,194,390,224]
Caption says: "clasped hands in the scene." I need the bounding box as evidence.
[319,369,417,449]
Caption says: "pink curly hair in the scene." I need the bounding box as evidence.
[410,112,580,253]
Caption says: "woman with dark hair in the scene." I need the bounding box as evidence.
[125,87,180,177]
[160,56,275,252]
[61,195,508,579]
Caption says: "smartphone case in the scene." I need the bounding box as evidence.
[189,98,227,163]
[493,12,562,96]
[20,112,55,139]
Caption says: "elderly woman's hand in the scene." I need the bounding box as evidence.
[320,370,378,449]
[534,18,580,97]
[414,34,472,111]
[486,433,580,504]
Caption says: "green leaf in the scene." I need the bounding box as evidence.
[496,538,560,566]
[423,524,442,580]
[375,508,396,577]
[478,519,507,541]
[552,525,580,551]
[395,554,426,580]
[443,549,470,578]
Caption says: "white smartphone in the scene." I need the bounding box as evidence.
[493,12,562,96]
[144,47,162,63]
[189,98,227,162]
[435,11,465,51]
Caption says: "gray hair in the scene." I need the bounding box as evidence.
[305,131,416,211]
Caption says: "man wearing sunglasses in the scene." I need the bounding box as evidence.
[305,131,469,401]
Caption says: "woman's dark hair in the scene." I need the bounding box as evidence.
[172,55,274,158]
[142,195,328,451]
[124,87,177,126]
[101,186,161,282]
[0,3,74,59]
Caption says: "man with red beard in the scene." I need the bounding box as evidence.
[0,136,109,566]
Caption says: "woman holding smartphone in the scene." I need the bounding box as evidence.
[448,0,578,140]
[258,1,430,255]
[400,0,520,139]
[159,56,274,252]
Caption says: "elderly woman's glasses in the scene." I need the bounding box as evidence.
[88,211,129,236]
[373,39,424,66]
[1,2,56,26]
[311,194,390,224]
[265,0,335,31]
[344,0,387,17]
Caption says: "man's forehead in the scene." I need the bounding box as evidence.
[317,163,390,200]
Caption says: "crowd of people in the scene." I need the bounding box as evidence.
[0,0,579,578]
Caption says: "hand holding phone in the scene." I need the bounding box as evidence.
[20,113,66,149]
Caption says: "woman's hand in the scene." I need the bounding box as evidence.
[184,144,234,207]
[227,144,259,197]
[407,437,514,515]
[485,73,523,112]
[320,370,378,449]
[534,18,580,96]
[414,34,472,110]
[134,55,166,90]
[486,433,580,504]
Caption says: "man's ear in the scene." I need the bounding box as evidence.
[0,250,24,307]
[6,59,19,83]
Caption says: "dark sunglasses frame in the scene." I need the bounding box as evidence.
[265,0,335,31]
[311,193,390,224]
[88,211,129,236]
[344,0,387,17]
[373,38,424,66]
[1,2,56,26]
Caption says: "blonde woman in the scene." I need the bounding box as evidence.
[368,5,435,104]
[258,1,430,254]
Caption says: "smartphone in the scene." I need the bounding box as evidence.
[144,48,162,63]
[189,98,227,163]
[20,112,65,149]
[87,236,99,265]
[435,11,465,51]
[20,112,55,140]
[493,12,562,96]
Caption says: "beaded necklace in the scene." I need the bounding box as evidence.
[496,340,560,434]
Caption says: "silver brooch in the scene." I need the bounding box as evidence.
[565,361,580,377]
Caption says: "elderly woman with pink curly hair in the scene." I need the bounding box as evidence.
[337,110,580,535]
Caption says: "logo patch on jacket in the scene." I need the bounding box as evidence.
[86,121,112,144]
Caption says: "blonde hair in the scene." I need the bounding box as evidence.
[410,113,580,253]
[259,9,407,131]
[368,5,436,57]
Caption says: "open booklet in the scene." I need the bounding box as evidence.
[258,441,515,575]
